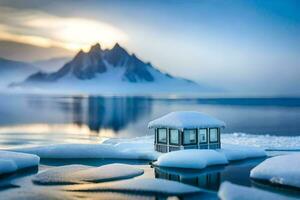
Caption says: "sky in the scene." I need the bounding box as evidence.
[0,0,299,96]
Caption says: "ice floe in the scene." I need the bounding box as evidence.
[218,181,298,200]
[219,144,266,161]
[0,150,39,175]
[6,135,268,170]
[33,163,143,184]
[154,149,228,169]
[154,144,266,169]
[65,178,202,195]
[222,133,300,150]
[250,153,300,188]
[11,142,159,160]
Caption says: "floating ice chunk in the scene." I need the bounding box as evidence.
[154,149,228,169]
[218,181,298,200]
[219,144,266,161]
[71,163,144,182]
[0,159,17,175]
[66,178,202,195]
[0,150,39,175]
[250,153,300,188]
[33,164,143,185]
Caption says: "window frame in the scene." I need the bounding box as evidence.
[198,128,208,144]
[209,128,219,143]
[169,129,180,145]
[183,128,197,145]
[157,128,167,144]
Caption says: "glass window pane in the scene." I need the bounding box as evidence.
[209,128,218,142]
[183,129,197,145]
[158,128,167,143]
[199,129,207,143]
[169,129,179,145]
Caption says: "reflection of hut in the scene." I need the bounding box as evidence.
[154,167,221,191]
[148,111,226,153]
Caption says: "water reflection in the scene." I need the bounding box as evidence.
[27,96,153,133]
[154,158,266,191]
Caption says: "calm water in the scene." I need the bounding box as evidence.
[0,94,300,149]
[1,94,300,199]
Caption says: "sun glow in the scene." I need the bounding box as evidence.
[0,7,128,51]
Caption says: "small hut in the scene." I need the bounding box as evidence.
[148,111,225,153]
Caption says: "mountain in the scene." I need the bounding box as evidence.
[0,40,74,62]
[0,57,38,88]
[32,57,72,72]
[16,43,210,95]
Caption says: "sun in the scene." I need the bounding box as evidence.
[26,17,128,51]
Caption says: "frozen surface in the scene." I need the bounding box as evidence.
[219,144,266,161]
[33,164,143,184]
[11,141,159,160]
[0,150,39,175]
[8,136,266,170]
[250,153,300,188]
[66,178,202,195]
[222,133,300,150]
[148,111,225,129]
[218,182,298,200]
[154,149,228,169]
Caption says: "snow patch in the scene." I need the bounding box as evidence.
[250,153,300,188]
[148,111,225,129]
[154,149,228,169]
[218,182,298,200]
[222,133,300,150]
[33,163,143,185]
[218,144,266,161]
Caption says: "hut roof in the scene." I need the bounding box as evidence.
[148,111,225,129]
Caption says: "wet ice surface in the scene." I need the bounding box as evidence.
[33,163,144,184]
[0,157,299,200]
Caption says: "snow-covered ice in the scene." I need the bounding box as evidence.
[148,111,225,129]
[7,135,267,170]
[66,178,202,195]
[218,144,266,161]
[153,144,265,169]
[154,149,228,169]
[33,163,144,184]
[218,182,298,200]
[222,133,300,150]
[250,153,300,188]
[0,150,39,175]
[11,142,159,160]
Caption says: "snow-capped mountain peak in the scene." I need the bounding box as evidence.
[15,43,211,95]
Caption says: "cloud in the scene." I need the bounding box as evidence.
[0,6,128,51]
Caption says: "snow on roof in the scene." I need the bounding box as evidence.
[148,111,225,129]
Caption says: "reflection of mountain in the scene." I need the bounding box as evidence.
[70,96,152,132]
[87,97,152,132]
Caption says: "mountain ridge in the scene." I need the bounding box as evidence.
[13,43,211,95]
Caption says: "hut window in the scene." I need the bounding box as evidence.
[157,128,167,144]
[209,128,218,143]
[183,129,197,145]
[199,129,207,144]
[169,129,180,145]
